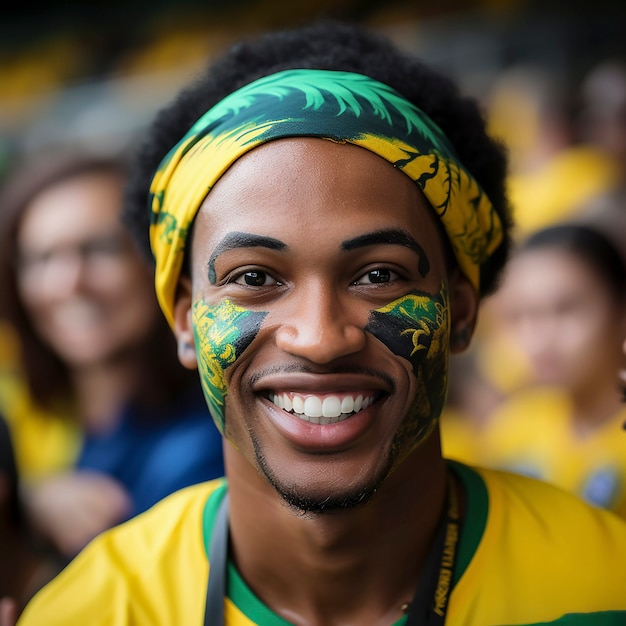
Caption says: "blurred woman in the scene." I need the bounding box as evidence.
[476,223,626,516]
[0,149,224,573]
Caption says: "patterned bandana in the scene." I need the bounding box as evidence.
[149,69,502,327]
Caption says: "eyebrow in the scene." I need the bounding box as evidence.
[208,231,286,284]
[341,229,430,277]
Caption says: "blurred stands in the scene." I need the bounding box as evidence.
[1,0,625,172]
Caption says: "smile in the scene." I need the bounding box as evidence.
[268,392,378,425]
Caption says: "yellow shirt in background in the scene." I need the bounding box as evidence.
[477,386,626,518]
[0,320,79,482]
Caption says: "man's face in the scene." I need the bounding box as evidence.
[177,138,472,512]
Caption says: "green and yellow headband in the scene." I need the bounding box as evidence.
[149,68,502,327]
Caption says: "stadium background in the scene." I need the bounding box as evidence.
[0,0,625,174]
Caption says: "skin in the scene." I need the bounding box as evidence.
[174,138,478,625]
[621,338,626,394]
[497,247,626,430]
[0,599,16,626]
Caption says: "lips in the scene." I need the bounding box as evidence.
[251,372,392,450]
[268,391,378,425]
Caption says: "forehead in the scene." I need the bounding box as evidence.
[18,173,123,248]
[504,247,610,305]
[191,137,444,256]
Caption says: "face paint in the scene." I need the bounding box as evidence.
[365,282,450,459]
[193,298,267,433]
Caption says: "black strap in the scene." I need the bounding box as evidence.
[405,474,461,626]
[203,492,229,626]
[203,475,460,626]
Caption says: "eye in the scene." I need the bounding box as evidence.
[233,270,280,287]
[353,268,399,285]
[82,236,127,260]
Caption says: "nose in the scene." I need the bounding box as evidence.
[38,250,87,300]
[514,312,557,357]
[274,282,367,364]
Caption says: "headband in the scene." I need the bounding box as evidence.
[149,69,502,327]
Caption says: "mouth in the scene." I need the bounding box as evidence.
[267,391,381,425]
[51,299,103,328]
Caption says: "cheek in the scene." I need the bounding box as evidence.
[365,283,451,376]
[570,311,621,365]
[193,298,267,433]
[365,283,451,448]
[16,284,40,314]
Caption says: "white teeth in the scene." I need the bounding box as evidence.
[292,395,304,414]
[304,396,322,418]
[283,395,293,412]
[354,395,363,412]
[269,392,376,423]
[340,396,354,414]
[322,396,342,418]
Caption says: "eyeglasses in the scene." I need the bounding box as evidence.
[16,234,131,283]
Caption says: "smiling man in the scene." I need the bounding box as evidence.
[178,136,463,520]
[13,19,626,626]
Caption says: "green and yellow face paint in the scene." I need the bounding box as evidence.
[366,283,451,456]
[193,282,450,441]
[192,299,267,433]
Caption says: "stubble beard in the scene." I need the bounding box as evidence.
[245,369,438,515]
[250,431,400,515]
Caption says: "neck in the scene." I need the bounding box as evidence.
[70,357,140,431]
[569,379,624,436]
[224,431,454,626]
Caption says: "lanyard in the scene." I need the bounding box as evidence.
[204,492,229,626]
[203,475,460,626]
[405,473,460,625]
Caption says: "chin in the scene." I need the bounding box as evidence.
[56,344,119,368]
[273,479,385,515]
[266,465,390,515]
[253,440,396,516]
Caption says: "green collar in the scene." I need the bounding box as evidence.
[202,461,489,625]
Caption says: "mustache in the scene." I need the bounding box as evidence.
[247,363,396,390]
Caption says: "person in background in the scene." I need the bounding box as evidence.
[11,20,626,626]
[455,62,623,425]
[0,150,224,578]
[438,348,506,464]
[573,60,626,251]
[476,222,626,516]
[576,58,626,186]
[486,63,621,237]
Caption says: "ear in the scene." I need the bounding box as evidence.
[448,269,479,354]
[173,274,198,369]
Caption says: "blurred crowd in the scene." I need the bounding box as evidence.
[441,57,626,513]
[0,9,626,619]
[0,148,225,614]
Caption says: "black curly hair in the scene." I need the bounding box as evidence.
[123,19,513,297]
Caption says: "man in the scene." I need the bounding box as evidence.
[13,20,626,626]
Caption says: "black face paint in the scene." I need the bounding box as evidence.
[365,283,451,460]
